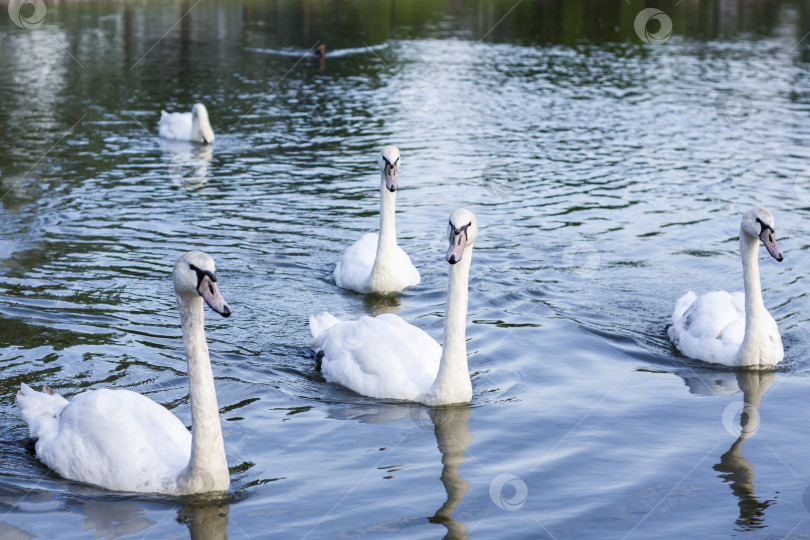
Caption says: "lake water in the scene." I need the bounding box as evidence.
[2,0,810,538]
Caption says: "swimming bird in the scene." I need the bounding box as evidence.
[312,209,477,405]
[17,251,232,494]
[158,103,215,144]
[333,146,421,294]
[668,207,784,367]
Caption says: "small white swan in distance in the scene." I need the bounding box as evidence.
[159,103,215,144]
[17,251,232,495]
[312,209,478,405]
[668,207,784,367]
[333,146,420,294]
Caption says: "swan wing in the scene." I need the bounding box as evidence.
[762,310,785,365]
[23,388,191,493]
[310,311,340,338]
[158,111,193,141]
[394,244,421,288]
[671,291,697,323]
[334,233,377,293]
[313,312,441,401]
[668,290,745,365]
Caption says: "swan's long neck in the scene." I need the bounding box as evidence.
[737,233,769,366]
[429,245,473,405]
[369,175,398,288]
[177,294,229,493]
[191,114,199,140]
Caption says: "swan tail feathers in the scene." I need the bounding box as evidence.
[672,291,697,323]
[309,311,340,339]
[16,384,69,437]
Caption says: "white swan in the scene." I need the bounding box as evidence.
[312,209,477,405]
[16,251,232,495]
[668,207,784,367]
[158,103,215,144]
[333,146,420,294]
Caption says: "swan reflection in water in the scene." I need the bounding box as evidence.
[80,496,154,537]
[363,292,401,317]
[426,405,472,539]
[178,502,230,540]
[328,403,472,538]
[77,499,229,540]
[0,488,229,539]
[72,489,229,539]
[159,139,213,190]
[677,367,775,529]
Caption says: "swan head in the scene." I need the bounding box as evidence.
[378,146,400,192]
[742,207,783,262]
[446,209,478,265]
[191,104,215,145]
[173,251,231,317]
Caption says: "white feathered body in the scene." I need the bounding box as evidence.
[333,233,420,294]
[310,311,441,401]
[17,384,192,494]
[667,290,783,367]
[159,111,194,141]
